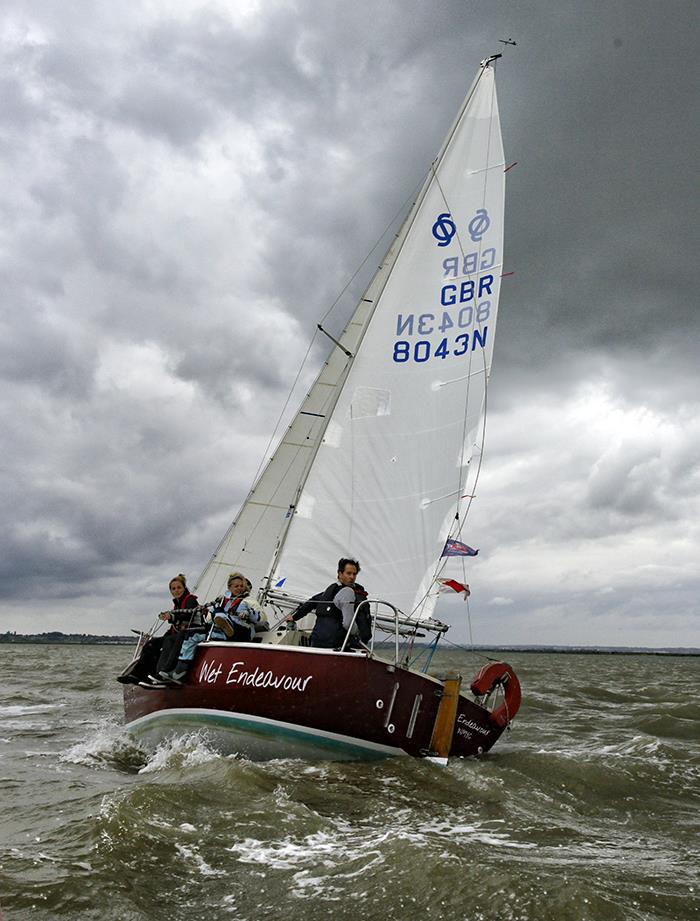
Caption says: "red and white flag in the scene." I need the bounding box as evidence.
[438,578,471,599]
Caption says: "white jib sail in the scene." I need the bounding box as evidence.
[197,64,505,622]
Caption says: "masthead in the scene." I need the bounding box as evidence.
[480,53,503,68]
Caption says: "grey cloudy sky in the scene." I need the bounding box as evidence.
[1,0,698,646]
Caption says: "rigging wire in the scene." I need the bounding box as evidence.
[463,557,475,651]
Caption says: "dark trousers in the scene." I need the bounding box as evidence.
[156,631,186,673]
[310,616,345,649]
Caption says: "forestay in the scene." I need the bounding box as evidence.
[196,63,505,622]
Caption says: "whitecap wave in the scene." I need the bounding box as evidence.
[597,735,662,757]
[415,817,536,849]
[1,703,66,717]
[223,808,533,902]
[174,842,225,877]
[0,702,68,734]
[61,721,145,768]
[138,731,223,774]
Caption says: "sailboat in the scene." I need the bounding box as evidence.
[120,55,521,763]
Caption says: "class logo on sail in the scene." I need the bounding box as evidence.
[431,208,492,247]
[432,212,457,247]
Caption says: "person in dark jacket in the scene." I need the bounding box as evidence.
[289,558,371,649]
[153,574,202,680]
[116,573,202,685]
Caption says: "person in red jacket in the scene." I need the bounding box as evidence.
[153,574,203,678]
[116,573,203,686]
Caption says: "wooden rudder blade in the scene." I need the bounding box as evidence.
[429,672,462,761]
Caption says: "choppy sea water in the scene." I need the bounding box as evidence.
[0,645,698,921]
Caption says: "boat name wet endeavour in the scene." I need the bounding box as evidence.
[199,658,314,693]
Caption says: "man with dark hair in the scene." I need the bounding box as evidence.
[290,558,371,649]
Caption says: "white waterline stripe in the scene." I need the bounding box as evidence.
[126,707,407,757]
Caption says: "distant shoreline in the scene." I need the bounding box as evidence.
[0,633,697,655]
[446,645,700,657]
[0,633,134,646]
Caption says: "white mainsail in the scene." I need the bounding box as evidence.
[196,62,505,622]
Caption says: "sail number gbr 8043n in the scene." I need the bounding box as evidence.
[392,263,496,365]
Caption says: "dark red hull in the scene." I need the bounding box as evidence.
[123,642,511,760]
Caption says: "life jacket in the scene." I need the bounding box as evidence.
[300,581,371,644]
[171,591,201,629]
[350,583,371,643]
[173,591,197,610]
[220,595,244,615]
[211,593,262,641]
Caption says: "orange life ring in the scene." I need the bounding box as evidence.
[469,662,522,728]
